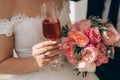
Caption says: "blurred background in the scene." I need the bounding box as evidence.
[69,0,88,23]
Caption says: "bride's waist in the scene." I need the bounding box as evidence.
[39,60,72,71]
[12,62,73,76]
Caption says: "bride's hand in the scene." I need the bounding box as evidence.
[32,40,61,68]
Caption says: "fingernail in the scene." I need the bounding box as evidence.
[52,41,57,44]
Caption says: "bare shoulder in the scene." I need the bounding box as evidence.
[54,0,64,10]
[0,0,15,60]
[0,0,14,19]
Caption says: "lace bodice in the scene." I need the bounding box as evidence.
[0,1,71,58]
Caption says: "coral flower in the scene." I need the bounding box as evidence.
[68,27,89,47]
[61,37,78,64]
[102,23,120,46]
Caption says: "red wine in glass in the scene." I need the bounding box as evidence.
[41,3,61,67]
[42,18,61,41]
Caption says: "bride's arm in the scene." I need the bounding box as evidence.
[0,0,61,74]
[0,34,60,74]
[0,1,40,74]
[0,34,39,74]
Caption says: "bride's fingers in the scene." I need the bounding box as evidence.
[33,41,58,49]
[44,49,60,58]
[44,54,60,65]
[35,53,60,68]
[32,45,60,56]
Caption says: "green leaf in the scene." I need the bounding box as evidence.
[82,72,87,78]
[61,25,69,37]
[106,45,114,59]
[74,68,79,72]
[74,68,81,76]
[74,68,87,78]
[88,15,100,26]
[77,71,81,76]
[74,45,82,59]
[88,15,100,20]
[88,15,109,33]
[98,25,109,31]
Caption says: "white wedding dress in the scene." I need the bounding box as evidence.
[0,1,99,80]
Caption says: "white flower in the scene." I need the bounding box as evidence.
[77,61,96,72]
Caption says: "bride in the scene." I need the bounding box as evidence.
[0,0,99,80]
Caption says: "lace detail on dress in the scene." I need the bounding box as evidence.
[0,19,14,36]
[0,0,70,37]
[0,14,41,36]
[11,14,41,22]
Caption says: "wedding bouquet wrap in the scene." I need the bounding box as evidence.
[61,16,120,76]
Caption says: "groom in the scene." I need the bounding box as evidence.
[87,0,120,80]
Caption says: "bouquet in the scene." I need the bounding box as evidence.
[61,16,120,77]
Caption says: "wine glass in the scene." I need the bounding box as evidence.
[41,3,62,67]
[41,3,61,41]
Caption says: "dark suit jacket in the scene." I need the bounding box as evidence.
[87,0,120,27]
[87,0,120,80]
[87,0,105,18]
[95,47,120,80]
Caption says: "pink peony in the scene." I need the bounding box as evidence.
[75,19,92,32]
[81,44,98,63]
[61,37,74,43]
[68,24,78,32]
[61,37,78,64]
[96,43,107,56]
[102,23,120,46]
[95,55,109,66]
[85,27,101,44]
[86,43,95,48]
[95,43,109,66]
